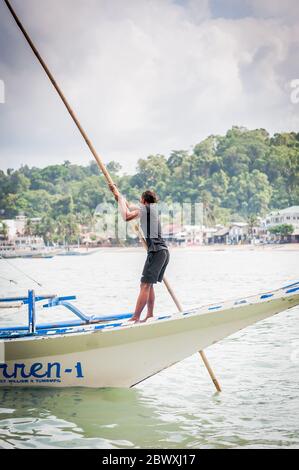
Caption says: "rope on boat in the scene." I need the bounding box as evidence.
[0,255,43,287]
[0,274,18,285]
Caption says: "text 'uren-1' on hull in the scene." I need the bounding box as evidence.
[0,282,299,388]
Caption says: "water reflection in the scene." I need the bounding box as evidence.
[0,386,184,448]
[1,249,299,449]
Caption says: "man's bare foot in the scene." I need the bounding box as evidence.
[128,315,140,323]
[140,314,154,323]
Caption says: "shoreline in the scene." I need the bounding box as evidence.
[1,243,298,259]
[94,243,299,253]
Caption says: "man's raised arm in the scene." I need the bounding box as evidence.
[109,184,140,222]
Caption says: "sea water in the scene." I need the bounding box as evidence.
[0,247,298,448]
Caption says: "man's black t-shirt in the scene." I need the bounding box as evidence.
[139,204,168,253]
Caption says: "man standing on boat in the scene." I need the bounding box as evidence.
[109,186,169,323]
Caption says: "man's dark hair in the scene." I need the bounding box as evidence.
[142,190,158,203]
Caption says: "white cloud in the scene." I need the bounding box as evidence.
[0,0,298,173]
[250,0,299,23]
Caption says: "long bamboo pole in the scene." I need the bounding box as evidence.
[4,0,221,392]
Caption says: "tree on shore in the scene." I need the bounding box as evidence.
[0,127,297,228]
[34,217,57,245]
[24,218,34,236]
[56,214,80,246]
[268,224,294,239]
[0,221,9,240]
[247,214,258,238]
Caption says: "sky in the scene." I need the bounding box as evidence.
[0,0,298,174]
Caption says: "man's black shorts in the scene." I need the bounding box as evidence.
[141,249,170,284]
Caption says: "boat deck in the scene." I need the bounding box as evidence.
[1,282,299,341]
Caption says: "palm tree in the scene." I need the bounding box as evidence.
[201,191,215,227]
[24,218,34,236]
[247,214,258,239]
[57,215,80,246]
[0,221,9,240]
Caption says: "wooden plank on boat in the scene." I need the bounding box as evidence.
[0,302,23,308]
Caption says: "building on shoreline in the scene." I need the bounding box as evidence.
[1,206,298,251]
[262,206,299,228]
[228,222,249,244]
[261,206,299,242]
[209,226,229,244]
[0,215,45,255]
[161,206,299,246]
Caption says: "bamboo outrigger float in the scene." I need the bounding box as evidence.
[1,282,299,388]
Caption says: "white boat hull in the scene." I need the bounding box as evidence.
[1,286,299,388]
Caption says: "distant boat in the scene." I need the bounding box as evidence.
[0,251,55,259]
[0,282,298,388]
[57,248,101,256]
[22,253,54,259]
